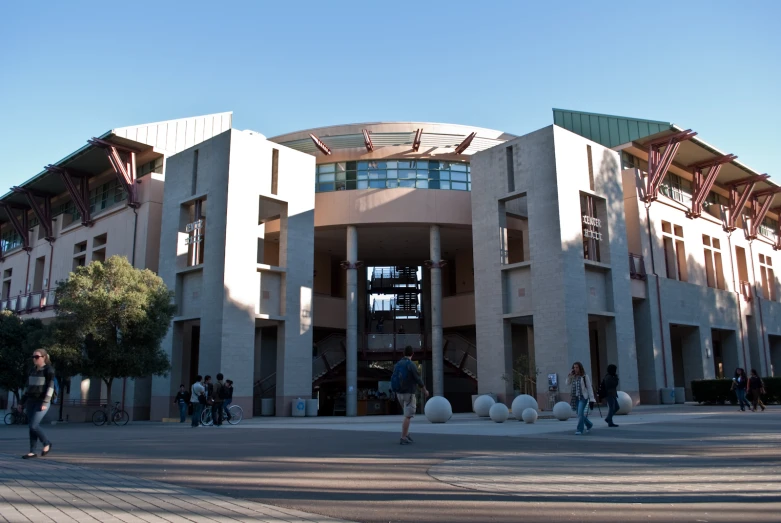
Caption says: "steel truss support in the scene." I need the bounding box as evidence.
[747,188,781,239]
[724,174,769,232]
[362,129,374,152]
[644,129,697,203]
[44,165,93,226]
[0,203,30,251]
[88,137,138,208]
[685,154,737,218]
[773,208,781,251]
[454,132,476,155]
[412,129,422,152]
[309,133,332,155]
[10,187,54,241]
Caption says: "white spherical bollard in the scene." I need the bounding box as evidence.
[489,403,509,423]
[474,395,495,417]
[521,407,538,424]
[616,391,633,415]
[553,401,572,421]
[424,396,453,423]
[511,394,539,420]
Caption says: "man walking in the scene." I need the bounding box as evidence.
[391,346,429,445]
[212,373,225,426]
[174,384,189,423]
[190,376,205,428]
[603,364,619,428]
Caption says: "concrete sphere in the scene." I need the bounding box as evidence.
[553,401,573,421]
[474,395,495,417]
[424,396,453,424]
[521,407,538,424]
[511,394,539,419]
[616,391,633,415]
[489,403,510,423]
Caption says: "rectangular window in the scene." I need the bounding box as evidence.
[191,150,199,195]
[703,234,725,290]
[661,221,687,281]
[506,146,515,193]
[271,149,279,195]
[587,145,594,191]
[759,254,776,300]
[581,193,604,262]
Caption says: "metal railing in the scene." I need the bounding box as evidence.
[364,333,423,351]
[443,334,478,380]
[0,289,57,314]
[628,254,647,280]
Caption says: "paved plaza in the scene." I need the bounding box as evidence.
[1,405,780,522]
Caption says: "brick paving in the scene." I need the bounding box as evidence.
[0,453,353,523]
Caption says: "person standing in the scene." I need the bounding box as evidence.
[212,373,225,426]
[567,361,595,435]
[222,380,234,421]
[20,349,55,459]
[748,369,765,412]
[391,346,429,445]
[190,376,206,428]
[174,384,189,423]
[602,364,619,428]
[731,368,750,412]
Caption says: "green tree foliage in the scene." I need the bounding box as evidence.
[0,312,51,404]
[55,256,175,403]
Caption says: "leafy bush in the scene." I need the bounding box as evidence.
[691,377,781,405]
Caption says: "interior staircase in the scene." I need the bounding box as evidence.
[443,333,478,381]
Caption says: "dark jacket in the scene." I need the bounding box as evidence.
[174,391,189,404]
[397,358,425,394]
[748,375,763,391]
[223,386,233,401]
[21,365,56,407]
[603,364,619,398]
[212,381,224,404]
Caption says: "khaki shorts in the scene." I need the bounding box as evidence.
[397,393,417,418]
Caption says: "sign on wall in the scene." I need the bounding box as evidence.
[184,219,205,245]
[582,215,602,241]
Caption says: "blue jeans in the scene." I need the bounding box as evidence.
[178,401,187,422]
[223,400,232,419]
[191,403,203,427]
[576,398,593,433]
[736,389,750,411]
[605,396,618,425]
[26,402,50,453]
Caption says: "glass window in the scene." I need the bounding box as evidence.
[357,172,368,180]
[399,179,416,188]
[319,173,335,183]
[417,170,428,179]
[346,161,357,170]
[335,172,346,181]
[416,160,428,169]
[386,169,398,179]
[346,171,357,181]
[429,180,441,189]
[439,171,450,180]
[313,158,472,193]
[386,180,399,188]
[318,164,335,173]
[451,163,467,172]
[358,180,369,189]
[336,162,346,172]
[452,182,468,191]
[368,171,385,179]
[357,161,369,170]
[399,170,416,179]
[440,181,451,190]
[335,181,346,191]
[369,180,385,189]
[451,171,468,182]
[429,170,440,180]
[386,161,397,169]
[319,183,335,192]
[346,181,357,190]
[416,180,429,189]
[429,160,440,170]
[398,161,412,169]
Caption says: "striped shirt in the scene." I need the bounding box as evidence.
[21,365,56,406]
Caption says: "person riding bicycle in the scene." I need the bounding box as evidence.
[222,380,234,421]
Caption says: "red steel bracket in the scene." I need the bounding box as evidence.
[644,130,697,203]
[88,137,138,208]
[454,132,476,155]
[309,133,332,155]
[0,203,30,250]
[773,207,781,251]
[362,129,374,152]
[685,154,737,218]
[412,129,423,152]
[724,174,770,232]
[747,188,781,239]
[44,165,93,226]
[10,187,54,241]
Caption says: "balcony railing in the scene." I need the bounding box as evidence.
[0,289,57,314]
[629,254,647,280]
[363,333,423,352]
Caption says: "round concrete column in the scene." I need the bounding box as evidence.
[430,225,444,397]
[346,225,358,417]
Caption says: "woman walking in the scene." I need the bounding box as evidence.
[731,368,750,412]
[567,361,596,435]
[19,349,56,459]
[748,369,765,412]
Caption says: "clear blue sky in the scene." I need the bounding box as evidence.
[1,1,779,186]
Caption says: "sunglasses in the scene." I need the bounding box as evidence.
[33,355,42,360]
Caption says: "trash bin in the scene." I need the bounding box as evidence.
[674,387,686,404]
[292,398,306,417]
[660,387,675,405]
[261,398,274,416]
[305,399,318,417]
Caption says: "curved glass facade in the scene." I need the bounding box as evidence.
[316,159,471,193]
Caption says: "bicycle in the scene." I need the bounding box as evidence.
[92,401,130,426]
[200,403,243,426]
[4,409,28,425]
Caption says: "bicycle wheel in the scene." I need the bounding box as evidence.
[4,412,15,425]
[92,410,107,426]
[112,409,130,426]
[227,405,243,425]
[201,407,213,426]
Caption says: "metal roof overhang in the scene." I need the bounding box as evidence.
[619,127,780,213]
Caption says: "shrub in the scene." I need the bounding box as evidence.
[691,377,781,405]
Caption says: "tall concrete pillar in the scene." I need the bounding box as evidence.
[430,225,444,397]
[346,225,358,417]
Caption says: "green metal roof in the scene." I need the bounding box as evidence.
[552,108,674,148]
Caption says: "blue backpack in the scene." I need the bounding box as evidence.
[391,359,410,393]
[52,377,60,405]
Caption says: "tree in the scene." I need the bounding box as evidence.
[0,312,51,406]
[54,255,175,406]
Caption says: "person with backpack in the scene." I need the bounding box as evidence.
[567,361,595,436]
[599,364,619,428]
[212,373,225,426]
[748,369,765,412]
[19,348,56,458]
[391,346,429,445]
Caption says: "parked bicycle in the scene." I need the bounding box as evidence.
[4,409,28,425]
[92,401,130,426]
[200,404,243,426]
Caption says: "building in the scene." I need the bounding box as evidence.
[3,109,780,419]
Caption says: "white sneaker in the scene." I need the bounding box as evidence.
[585,428,591,433]
[575,431,582,435]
